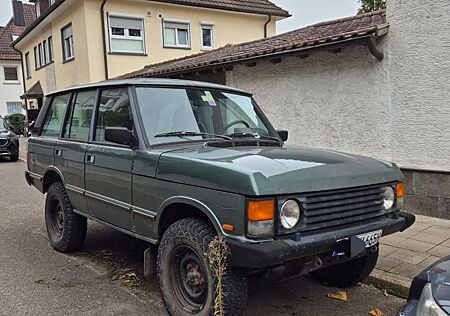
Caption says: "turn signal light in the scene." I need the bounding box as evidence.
[397,182,405,199]
[247,200,275,221]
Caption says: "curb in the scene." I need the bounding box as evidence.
[367,268,412,298]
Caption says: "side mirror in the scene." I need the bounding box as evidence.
[277,130,288,142]
[105,127,133,146]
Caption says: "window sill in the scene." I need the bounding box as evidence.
[62,57,75,64]
[3,80,21,85]
[108,51,148,56]
[34,61,54,71]
[201,47,214,51]
[163,45,192,50]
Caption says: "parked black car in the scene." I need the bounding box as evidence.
[0,116,19,162]
[398,256,450,316]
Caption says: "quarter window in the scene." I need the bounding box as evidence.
[108,15,145,54]
[95,88,133,143]
[41,94,71,137]
[62,24,74,61]
[163,21,190,48]
[3,67,18,82]
[63,90,96,141]
[201,24,214,49]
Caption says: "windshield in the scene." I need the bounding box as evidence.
[136,87,275,145]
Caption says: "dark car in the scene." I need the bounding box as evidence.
[25,79,415,315]
[398,256,450,316]
[0,116,19,162]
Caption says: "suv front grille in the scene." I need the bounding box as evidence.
[0,139,8,147]
[296,185,389,233]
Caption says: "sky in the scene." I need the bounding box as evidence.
[0,0,360,33]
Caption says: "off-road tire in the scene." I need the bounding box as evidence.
[10,155,19,162]
[157,218,248,316]
[310,247,379,288]
[45,181,87,252]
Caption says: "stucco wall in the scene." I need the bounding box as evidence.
[226,43,393,163]
[0,60,25,117]
[386,0,450,172]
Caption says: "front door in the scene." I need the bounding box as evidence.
[55,90,97,213]
[85,88,134,231]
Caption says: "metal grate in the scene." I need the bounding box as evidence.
[0,139,8,147]
[299,185,388,232]
[206,140,281,148]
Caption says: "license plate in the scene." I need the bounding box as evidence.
[357,230,383,248]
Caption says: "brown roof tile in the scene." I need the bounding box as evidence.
[123,11,387,79]
[0,3,36,60]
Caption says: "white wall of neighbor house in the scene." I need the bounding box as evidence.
[385,0,450,172]
[0,60,25,117]
[226,43,393,164]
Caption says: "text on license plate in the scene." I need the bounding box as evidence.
[357,230,383,248]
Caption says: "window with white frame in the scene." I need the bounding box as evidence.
[62,24,74,61]
[3,66,18,82]
[108,15,145,54]
[200,24,214,49]
[163,20,191,48]
[6,102,23,114]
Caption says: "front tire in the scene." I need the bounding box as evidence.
[310,246,379,288]
[45,182,87,252]
[157,218,247,316]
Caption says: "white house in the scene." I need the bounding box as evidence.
[0,1,35,117]
[123,0,450,219]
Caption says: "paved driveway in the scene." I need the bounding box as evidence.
[0,160,405,316]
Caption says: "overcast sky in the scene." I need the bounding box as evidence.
[0,0,360,33]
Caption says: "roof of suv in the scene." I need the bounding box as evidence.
[46,79,249,96]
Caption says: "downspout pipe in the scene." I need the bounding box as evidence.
[12,45,28,111]
[101,0,109,80]
[367,35,384,61]
[264,15,272,38]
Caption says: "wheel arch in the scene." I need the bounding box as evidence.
[42,166,65,193]
[156,197,223,239]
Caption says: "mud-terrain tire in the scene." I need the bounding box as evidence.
[10,155,19,162]
[45,181,87,252]
[310,247,379,288]
[157,218,247,316]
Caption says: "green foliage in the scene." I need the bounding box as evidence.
[358,0,386,14]
[4,113,26,134]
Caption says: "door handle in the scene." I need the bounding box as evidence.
[55,149,62,157]
[87,155,95,164]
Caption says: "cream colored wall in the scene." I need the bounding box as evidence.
[20,0,279,92]
[86,0,278,79]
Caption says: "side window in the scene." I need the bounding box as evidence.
[95,88,133,142]
[63,90,96,141]
[41,94,70,137]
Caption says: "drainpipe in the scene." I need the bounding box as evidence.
[264,15,272,38]
[367,35,384,61]
[12,45,28,112]
[101,0,109,80]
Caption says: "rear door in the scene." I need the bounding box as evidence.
[85,87,135,230]
[54,90,97,214]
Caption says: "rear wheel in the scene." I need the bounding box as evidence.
[45,182,87,252]
[157,218,247,316]
[310,246,379,288]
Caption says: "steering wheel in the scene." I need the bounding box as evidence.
[222,120,250,134]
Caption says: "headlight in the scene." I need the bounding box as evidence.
[280,200,301,229]
[383,187,395,210]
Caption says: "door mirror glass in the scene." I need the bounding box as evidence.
[277,130,288,142]
[104,127,132,146]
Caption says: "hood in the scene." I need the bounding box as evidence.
[429,257,450,313]
[156,143,403,196]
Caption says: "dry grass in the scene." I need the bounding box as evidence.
[207,236,230,316]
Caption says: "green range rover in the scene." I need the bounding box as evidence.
[25,79,415,315]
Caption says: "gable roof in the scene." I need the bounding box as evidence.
[0,3,35,60]
[122,10,387,79]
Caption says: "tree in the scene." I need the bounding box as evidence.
[358,0,386,14]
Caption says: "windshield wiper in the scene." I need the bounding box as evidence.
[154,131,232,140]
[227,132,282,142]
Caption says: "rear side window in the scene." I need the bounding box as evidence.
[95,88,133,142]
[41,94,70,137]
[63,90,96,141]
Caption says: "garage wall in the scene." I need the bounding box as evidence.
[226,43,393,164]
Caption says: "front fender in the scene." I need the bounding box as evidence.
[156,196,224,237]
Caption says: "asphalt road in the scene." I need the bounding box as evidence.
[0,159,406,316]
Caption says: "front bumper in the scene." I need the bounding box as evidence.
[0,138,19,157]
[227,212,415,269]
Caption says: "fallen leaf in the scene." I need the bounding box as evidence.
[326,291,348,301]
[369,308,384,316]
[382,289,388,297]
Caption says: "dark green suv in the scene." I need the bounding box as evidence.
[25,79,415,315]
